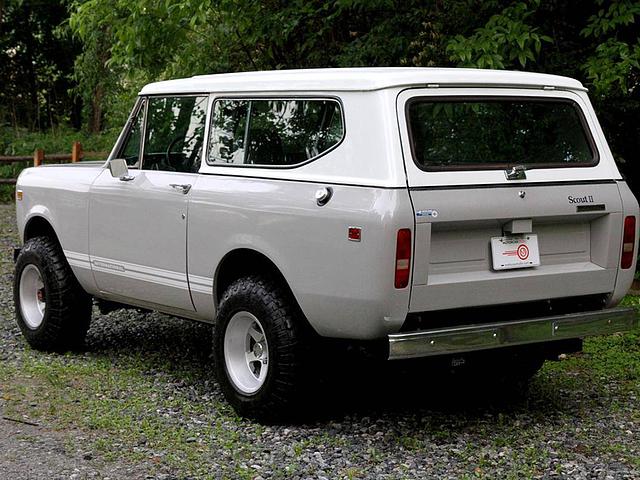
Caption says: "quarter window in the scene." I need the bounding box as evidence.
[207,99,343,167]
[142,96,208,173]
[407,98,596,170]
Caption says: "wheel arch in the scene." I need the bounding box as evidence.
[213,248,315,334]
[23,214,61,246]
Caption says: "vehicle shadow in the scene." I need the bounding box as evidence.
[85,309,592,426]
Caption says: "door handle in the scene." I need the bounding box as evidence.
[169,183,192,194]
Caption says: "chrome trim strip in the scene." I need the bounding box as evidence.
[408,179,617,192]
[388,307,638,360]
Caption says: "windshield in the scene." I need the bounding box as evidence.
[407,98,596,170]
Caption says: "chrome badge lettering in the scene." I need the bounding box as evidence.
[416,209,439,218]
[568,195,594,204]
[93,260,126,272]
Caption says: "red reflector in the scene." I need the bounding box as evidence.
[348,227,362,242]
[395,229,412,288]
[621,216,636,269]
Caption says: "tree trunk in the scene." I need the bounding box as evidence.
[89,84,104,133]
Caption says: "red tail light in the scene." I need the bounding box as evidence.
[395,229,412,288]
[621,216,636,269]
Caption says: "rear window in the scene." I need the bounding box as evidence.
[207,98,343,167]
[407,98,597,170]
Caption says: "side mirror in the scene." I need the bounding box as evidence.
[108,158,134,181]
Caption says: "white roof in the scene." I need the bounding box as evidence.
[139,67,586,95]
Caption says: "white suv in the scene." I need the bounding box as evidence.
[13,68,639,420]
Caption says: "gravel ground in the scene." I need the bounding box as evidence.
[0,203,639,479]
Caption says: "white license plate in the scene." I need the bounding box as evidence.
[491,234,540,270]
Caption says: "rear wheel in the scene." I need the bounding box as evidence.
[14,236,92,351]
[223,311,270,395]
[213,275,304,421]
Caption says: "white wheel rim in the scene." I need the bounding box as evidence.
[223,311,269,395]
[19,264,46,329]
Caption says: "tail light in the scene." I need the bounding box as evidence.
[395,229,412,288]
[621,216,636,269]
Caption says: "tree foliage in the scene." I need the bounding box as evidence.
[446,1,552,69]
[581,0,640,94]
[2,0,639,193]
[0,0,80,130]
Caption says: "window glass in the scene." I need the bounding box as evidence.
[208,100,249,165]
[407,99,595,170]
[143,96,208,173]
[119,100,145,167]
[208,99,343,166]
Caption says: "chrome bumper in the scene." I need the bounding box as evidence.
[388,307,638,360]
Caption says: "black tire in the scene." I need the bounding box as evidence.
[213,275,304,422]
[14,236,92,351]
[464,346,546,391]
[501,349,546,388]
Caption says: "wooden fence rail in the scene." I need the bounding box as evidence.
[0,142,109,185]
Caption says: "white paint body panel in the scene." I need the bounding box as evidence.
[187,176,413,337]
[14,68,639,341]
[16,164,103,293]
[88,169,196,311]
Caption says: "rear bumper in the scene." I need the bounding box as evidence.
[388,307,638,360]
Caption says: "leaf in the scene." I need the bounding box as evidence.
[518,52,526,67]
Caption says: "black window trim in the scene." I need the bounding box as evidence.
[405,95,600,172]
[205,95,346,170]
[113,97,146,169]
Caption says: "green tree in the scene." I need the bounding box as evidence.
[581,0,640,94]
[0,0,80,130]
[580,0,640,190]
[59,0,640,198]
[445,1,552,69]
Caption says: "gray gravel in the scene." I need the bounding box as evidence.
[0,203,639,479]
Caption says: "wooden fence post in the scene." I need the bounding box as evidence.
[33,148,44,167]
[71,141,82,163]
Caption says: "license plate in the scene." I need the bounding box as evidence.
[491,234,540,270]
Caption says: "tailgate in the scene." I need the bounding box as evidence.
[409,182,622,312]
[396,87,624,313]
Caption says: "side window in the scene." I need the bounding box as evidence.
[142,96,208,173]
[208,99,343,166]
[118,100,145,167]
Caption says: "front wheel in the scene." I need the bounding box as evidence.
[213,276,305,421]
[14,236,92,351]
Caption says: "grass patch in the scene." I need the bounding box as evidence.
[0,349,258,478]
[1,295,639,478]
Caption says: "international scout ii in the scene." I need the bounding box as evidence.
[13,68,639,420]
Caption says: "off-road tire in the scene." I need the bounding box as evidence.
[213,275,304,422]
[14,236,92,351]
[501,349,546,387]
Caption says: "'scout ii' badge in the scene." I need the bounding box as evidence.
[416,209,439,218]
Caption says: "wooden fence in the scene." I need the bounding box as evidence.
[0,142,109,185]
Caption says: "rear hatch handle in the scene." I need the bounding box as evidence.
[505,165,527,181]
